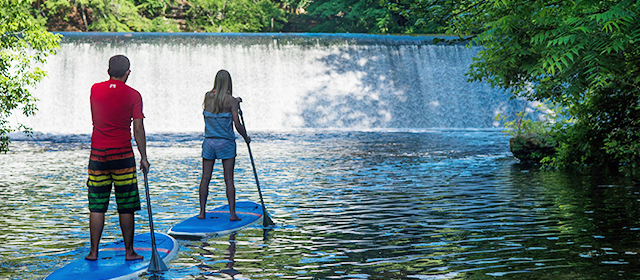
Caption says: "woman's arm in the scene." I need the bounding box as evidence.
[230,96,250,143]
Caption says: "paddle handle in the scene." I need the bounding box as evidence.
[238,105,275,227]
[143,173,157,250]
[143,172,168,272]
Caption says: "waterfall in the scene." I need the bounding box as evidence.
[15,32,521,134]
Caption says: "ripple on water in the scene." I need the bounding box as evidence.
[3,131,640,279]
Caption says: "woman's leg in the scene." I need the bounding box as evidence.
[222,157,240,221]
[198,158,215,219]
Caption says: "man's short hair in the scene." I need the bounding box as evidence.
[108,55,130,78]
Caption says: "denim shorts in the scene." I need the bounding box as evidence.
[202,137,236,160]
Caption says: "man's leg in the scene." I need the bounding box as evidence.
[85,212,105,261]
[119,212,143,261]
[86,147,111,261]
[110,146,143,260]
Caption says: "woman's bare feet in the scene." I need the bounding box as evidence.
[197,212,206,219]
[85,253,98,261]
[230,213,241,221]
[125,252,144,261]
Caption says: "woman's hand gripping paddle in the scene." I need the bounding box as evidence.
[142,170,168,273]
[238,105,275,227]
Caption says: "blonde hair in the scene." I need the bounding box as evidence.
[204,70,233,113]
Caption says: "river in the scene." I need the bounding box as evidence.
[2,33,638,279]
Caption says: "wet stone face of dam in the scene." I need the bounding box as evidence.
[4,33,639,280]
[18,32,525,134]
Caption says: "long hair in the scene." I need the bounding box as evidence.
[204,70,232,113]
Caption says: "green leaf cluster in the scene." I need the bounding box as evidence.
[442,0,640,173]
[496,101,567,137]
[0,0,60,152]
[27,0,457,33]
[284,0,444,34]
[40,0,181,32]
[304,0,395,33]
[184,0,286,32]
[35,0,286,32]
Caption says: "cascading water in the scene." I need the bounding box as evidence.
[16,32,523,134]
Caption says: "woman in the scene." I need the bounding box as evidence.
[198,70,250,221]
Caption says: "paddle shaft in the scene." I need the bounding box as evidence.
[143,172,168,272]
[238,105,275,227]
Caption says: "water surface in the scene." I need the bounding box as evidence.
[1,130,639,279]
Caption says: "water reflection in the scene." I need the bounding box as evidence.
[189,233,241,278]
[2,131,640,279]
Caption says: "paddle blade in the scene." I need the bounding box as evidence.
[262,206,275,227]
[147,249,168,273]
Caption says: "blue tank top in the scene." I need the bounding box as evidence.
[203,111,235,140]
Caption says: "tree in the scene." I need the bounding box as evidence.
[41,0,181,32]
[410,0,640,172]
[284,0,424,33]
[386,0,452,34]
[0,0,61,152]
[184,0,286,32]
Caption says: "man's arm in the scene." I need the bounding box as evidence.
[133,118,150,173]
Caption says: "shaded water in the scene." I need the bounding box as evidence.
[2,131,640,279]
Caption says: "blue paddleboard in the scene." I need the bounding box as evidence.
[168,200,263,238]
[46,232,179,280]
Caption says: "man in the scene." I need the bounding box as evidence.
[85,55,149,261]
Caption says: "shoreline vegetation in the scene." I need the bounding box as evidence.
[32,0,444,34]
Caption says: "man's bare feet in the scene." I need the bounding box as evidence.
[197,212,206,219]
[230,213,241,221]
[85,253,98,261]
[125,252,144,261]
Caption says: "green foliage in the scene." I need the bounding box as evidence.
[89,0,151,31]
[548,82,640,173]
[135,0,168,18]
[39,0,285,32]
[184,0,285,32]
[41,0,181,32]
[387,0,455,34]
[287,0,421,33]
[33,0,458,33]
[442,0,640,173]
[497,105,551,137]
[497,101,563,163]
[0,0,61,152]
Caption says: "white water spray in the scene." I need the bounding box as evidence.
[16,33,520,134]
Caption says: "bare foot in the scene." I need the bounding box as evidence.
[125,252,144,261]
[197,213,206,219]
[230,213,241,221]
[85,253,98,261]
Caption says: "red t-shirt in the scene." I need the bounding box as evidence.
[90,79,144,149]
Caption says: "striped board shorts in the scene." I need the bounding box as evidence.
[87,146,141,213]
[202,137,236,160]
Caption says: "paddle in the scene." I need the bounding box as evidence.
[238,105,275,227]
[142,171,168,273]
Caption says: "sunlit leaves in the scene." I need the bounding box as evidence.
[297,0,410,33]
[0,0,61,152]
[184,0,286,32]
